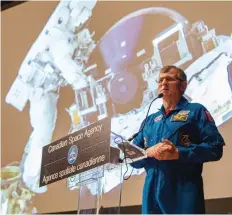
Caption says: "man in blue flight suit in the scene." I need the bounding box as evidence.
[131,65,225,214]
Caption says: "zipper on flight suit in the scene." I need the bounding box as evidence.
[154,112,167,212]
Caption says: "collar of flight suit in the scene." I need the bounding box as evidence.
[158,96,189,114]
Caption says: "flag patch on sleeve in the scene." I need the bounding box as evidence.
[203,110,214,122]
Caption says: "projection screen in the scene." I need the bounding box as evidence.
[1,1,232,213]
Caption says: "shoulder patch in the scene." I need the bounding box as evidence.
[203,110,214,122]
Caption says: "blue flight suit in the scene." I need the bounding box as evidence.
[131,96,225,214]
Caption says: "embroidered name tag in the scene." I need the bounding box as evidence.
[178,110,190,115]
[171,110,190,122]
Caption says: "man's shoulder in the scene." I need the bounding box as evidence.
[187,102,216,124]
[147,110,162,121]
[187,101,206,111]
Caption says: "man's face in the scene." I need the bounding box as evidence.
[157,68,186,98]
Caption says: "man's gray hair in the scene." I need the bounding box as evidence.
[159,65,187,81]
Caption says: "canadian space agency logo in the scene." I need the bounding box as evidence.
[68,145,78,164]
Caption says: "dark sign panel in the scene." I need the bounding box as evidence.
[39,118,111,187]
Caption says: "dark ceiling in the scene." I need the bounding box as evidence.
[1,1,27,11]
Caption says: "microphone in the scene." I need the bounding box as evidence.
[127,93,163,142]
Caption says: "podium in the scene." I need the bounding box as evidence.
[40,117,146,214]
[67,147,123,214]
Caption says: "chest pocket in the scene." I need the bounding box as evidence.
[143,111,198,147]
[163,121,189,140]
[165,120,200,147]
[164,109,200,147]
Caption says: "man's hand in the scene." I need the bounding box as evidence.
[146,143,170,157]
[146,139,179,160]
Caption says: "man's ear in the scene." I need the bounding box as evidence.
[180,81,187,93]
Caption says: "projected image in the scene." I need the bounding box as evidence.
[2,0,232,213]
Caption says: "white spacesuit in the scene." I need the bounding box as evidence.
[5,0,97,194]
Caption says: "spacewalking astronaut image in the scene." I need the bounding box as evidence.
[2,0,232,213]
[5,0,97,194]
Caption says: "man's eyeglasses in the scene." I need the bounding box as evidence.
[156,76,185,84]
